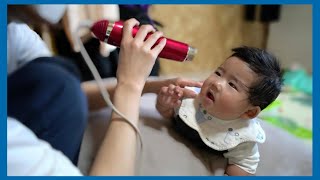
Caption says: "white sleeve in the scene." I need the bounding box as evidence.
[7,117,82,176]
[7,22,52,75]
[223,142,260,174]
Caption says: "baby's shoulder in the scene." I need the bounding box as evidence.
[243,118,266,142]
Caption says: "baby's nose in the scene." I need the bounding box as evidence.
[212,80,222,92]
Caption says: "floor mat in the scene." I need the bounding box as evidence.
[258,89,312,139]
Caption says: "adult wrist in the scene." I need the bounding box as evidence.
[112,83,142,126]
[116,80,144,94]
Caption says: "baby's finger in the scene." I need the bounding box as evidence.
[159,86,168,95]
[168,84,176,95]
[174,86,183,97]
[173,99,182,107]
[165,96,176,105]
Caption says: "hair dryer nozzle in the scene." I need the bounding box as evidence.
[91,20,109,42]
[186,46,197,61]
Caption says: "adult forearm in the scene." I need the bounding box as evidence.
[81,80,117,111]
[143,78,169,94]
[111,83,142,125]
[89,83,142,176]
[82,78,167,111]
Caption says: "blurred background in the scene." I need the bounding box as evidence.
[150,5,312,79]
[34,4,312,142]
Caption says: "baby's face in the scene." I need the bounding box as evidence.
[198,56,258,120]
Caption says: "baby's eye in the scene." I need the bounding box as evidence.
[215,71,221,76]
[229,82,237,90]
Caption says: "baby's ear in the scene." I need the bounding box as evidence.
[240,106,261,119]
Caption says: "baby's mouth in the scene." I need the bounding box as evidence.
[206,90,215,102]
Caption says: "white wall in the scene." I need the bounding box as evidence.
[267,5,312,73]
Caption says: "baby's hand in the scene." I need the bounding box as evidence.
[158,84,183,107]
[156,84,183,118]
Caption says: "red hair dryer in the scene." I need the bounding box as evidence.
[91,20,197,62]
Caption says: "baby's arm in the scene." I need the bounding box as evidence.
[223,142,260,176]
[156,84,183,119]
[225,164,251,176]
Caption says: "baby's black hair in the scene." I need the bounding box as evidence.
[231,46,283,110]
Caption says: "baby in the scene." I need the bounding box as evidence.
[156,46,283,176]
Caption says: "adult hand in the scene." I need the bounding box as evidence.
[117,18,166,91]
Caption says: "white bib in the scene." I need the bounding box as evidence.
[176,98,266,151]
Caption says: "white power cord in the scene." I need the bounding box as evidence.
[73,21,143,174]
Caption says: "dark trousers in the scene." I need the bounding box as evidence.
[7,57,88,165]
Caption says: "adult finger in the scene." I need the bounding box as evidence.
[144,31,163,50]
[151,38,166,56]
[122,18,140,41]
[134,24,156,43]
[182,88,198,98]
[177,79,203,88]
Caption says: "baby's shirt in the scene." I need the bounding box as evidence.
[175,98,266,174]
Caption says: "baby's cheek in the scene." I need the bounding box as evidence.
[218,97,240,112]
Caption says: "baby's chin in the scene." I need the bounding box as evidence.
[196,96,215,113]
[197,93,213,107]
[196,96,238,120]
[195,94,205,105]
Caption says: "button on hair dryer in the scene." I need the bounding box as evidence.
[91,20,197,62]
